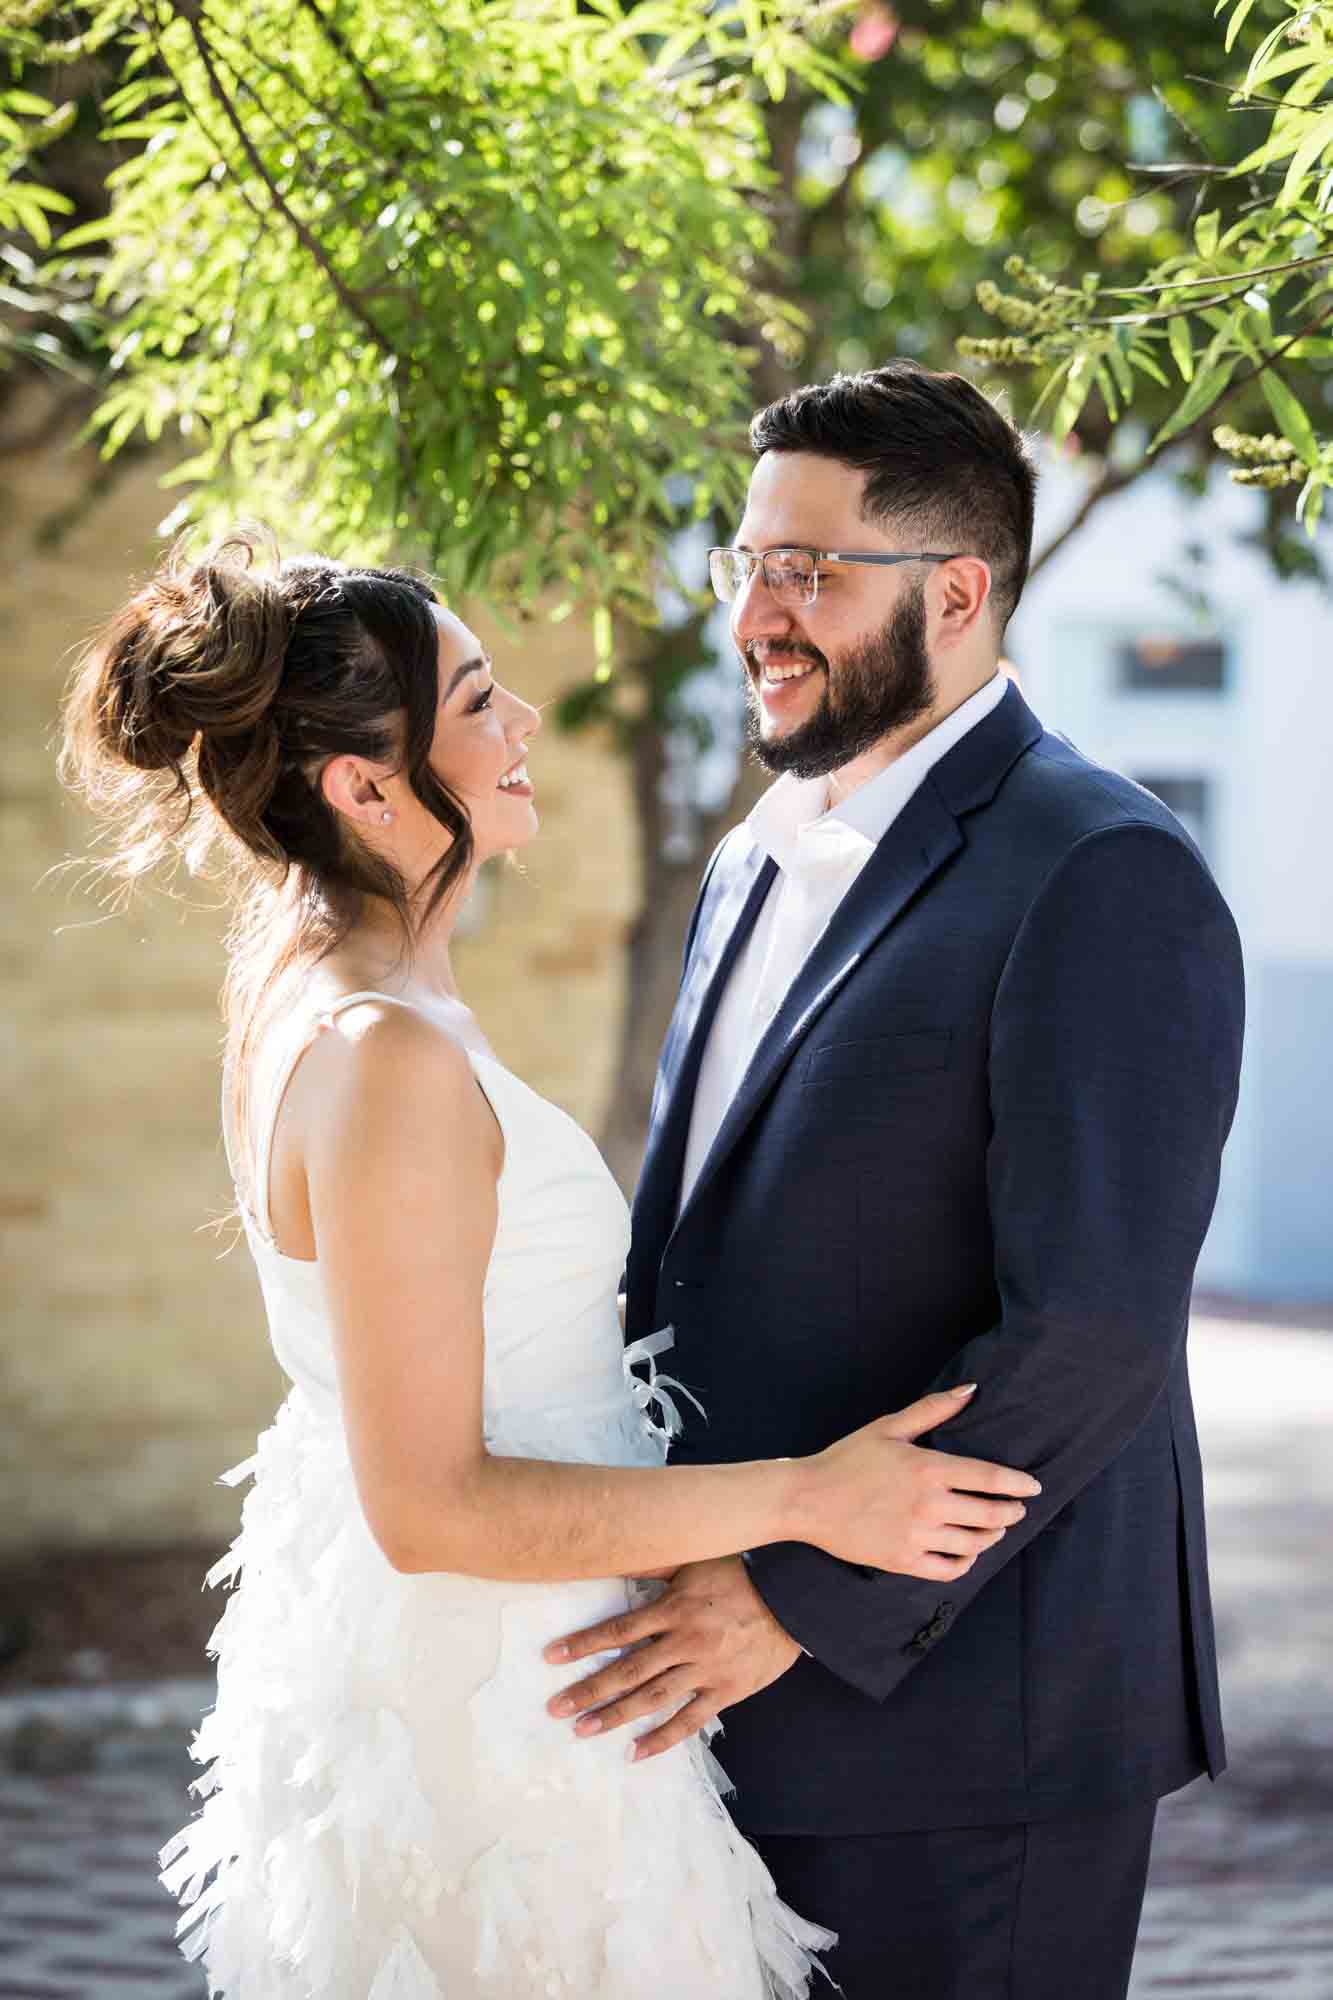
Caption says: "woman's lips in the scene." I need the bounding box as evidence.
[497,756,533,798]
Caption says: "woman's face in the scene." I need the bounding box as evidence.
[387,606,542,882]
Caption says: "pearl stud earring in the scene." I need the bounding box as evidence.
[380,809,393,825]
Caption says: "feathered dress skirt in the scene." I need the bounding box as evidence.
[160,1387,834,1998]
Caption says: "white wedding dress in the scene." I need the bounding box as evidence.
[160,988,832,1998]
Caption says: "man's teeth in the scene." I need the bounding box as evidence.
[761,660,818,683]
[498,762,529,790]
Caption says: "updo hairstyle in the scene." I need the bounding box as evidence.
[61,526,471,908]
[60,527,473,1162]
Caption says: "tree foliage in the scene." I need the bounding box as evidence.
[0,80,84,372]
[3,0,845,618]
[967,0,1333,533]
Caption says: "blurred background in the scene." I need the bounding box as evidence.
[2,3,1331,1995]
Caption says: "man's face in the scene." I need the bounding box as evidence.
[730,452,936,780]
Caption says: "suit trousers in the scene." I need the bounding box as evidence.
[750,1798,1158,2000]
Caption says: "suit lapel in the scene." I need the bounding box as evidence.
[633,841,776,1249]
[650,682,1045,1247]
[671,779,964,1236]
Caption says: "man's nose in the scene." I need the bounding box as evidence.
[732,562,796,650]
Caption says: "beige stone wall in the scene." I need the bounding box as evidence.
[1,415,638,1554]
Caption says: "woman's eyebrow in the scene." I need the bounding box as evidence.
[444,654,491,698]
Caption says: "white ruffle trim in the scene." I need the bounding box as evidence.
[160,1389,835,1997]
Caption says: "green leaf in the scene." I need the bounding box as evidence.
[1051,349,1097,445]
[1279,107,1333,209]
[1127,344,1170,389]
[1297,471,1325,533]
[1150,359,1238,452]
[1223,0,1259,54]
[1107,335,1134,403]
[1095,361,1120,423]
[1261,370,1321,470]
[1194,212,1220,259]
[592,604,614,677]
[1169,314,1194,385]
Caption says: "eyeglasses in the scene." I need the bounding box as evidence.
[708,546,961,609]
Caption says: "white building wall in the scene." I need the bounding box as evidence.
[1008,458,1333,1301]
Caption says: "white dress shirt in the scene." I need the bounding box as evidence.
[677,673,1008,1214]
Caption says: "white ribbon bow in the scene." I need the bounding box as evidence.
[623,1325,707,1440]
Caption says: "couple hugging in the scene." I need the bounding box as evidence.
[63,361,1244,1999]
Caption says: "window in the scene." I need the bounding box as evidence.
[1134,775,1211,853]
[1118,636,1225,692]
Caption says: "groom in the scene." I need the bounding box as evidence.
[547,362,1245,1997]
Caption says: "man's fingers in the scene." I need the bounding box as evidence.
[936,1453,1042,1500]
[629,1696,719,1764]
[898,1547,977,1581]
[922,1524,1005,1559]
[548,1640,676,1718]
[544,1603,663,1666]
[940,1494,1028,1531]
[569,1668,699,1740]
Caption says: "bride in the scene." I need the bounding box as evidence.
[61,532,1035,1998]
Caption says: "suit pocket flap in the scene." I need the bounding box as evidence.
[804,1029,952,1085]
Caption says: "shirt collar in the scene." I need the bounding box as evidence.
[746,672,1009,872]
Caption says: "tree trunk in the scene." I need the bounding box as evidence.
[597,618,768,1192]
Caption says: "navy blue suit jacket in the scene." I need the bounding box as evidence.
[625,685,1245,1836]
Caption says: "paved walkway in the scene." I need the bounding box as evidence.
[0,1309,1329,1998]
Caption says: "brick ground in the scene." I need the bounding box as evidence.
[0,1308,1329,1998]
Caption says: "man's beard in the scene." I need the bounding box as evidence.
[744,582,935,781]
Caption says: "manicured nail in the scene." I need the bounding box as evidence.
[628,1743,642,1763]
[574,1715,602,1736]
[951,1383,978,1397]
[545,1642,569,1662]
[549,1696,574,1717]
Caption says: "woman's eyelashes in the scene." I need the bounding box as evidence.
[469,682,496,713]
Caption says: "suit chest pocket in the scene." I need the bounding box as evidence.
[803,1029,953,1093]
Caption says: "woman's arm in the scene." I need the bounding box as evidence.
[306,1005,1035,1583]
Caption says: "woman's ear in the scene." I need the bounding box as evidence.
[321,754,388,827]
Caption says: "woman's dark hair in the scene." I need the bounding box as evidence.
[60,526,471,1171]
[750,361,1037,630]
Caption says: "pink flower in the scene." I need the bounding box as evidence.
[850,4,899,63]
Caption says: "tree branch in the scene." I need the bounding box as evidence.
[1031,295,1333,582]
[297,0,386,115]
[1027,452,1161,582]
[1097,247,1333,300]
[169,2,398,364]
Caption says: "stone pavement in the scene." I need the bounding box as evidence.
[0,1308,1329,1999]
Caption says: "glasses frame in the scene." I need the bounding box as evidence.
[708,545,962,608]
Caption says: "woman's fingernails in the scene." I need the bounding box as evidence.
[951,1383,978,1397]
[545,1642,570,1662]
[574,1715,603,1736]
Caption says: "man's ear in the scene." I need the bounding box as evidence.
[933,556,992,641]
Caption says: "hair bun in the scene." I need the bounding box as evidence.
[102,533,291,779]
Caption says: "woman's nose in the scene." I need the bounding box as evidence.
[500,686,541,737]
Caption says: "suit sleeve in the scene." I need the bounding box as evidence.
[742,821,1245,1702]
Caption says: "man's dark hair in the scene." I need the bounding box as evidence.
[749,361,1037,630]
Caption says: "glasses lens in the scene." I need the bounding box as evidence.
[709,549,749,602]
[766,551,816,605]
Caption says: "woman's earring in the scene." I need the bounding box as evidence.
[380,809,393,825]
